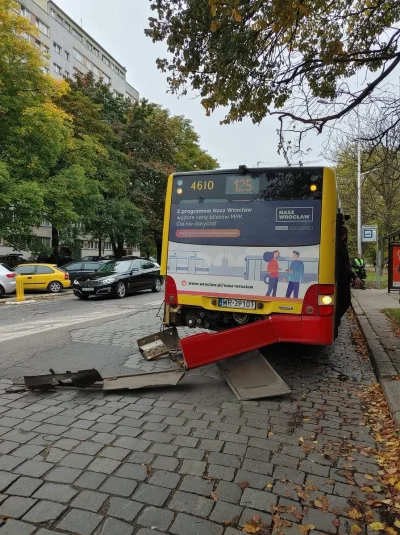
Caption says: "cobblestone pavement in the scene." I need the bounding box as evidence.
[0,308,386,535]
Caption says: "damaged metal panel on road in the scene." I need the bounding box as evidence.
[103,370,185,391]
[24,369,102,391]
[137,327,181,361]
[218,350,291,400]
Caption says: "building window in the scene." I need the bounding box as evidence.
[65,50,70,60]
[41,66,50,74]
[86,59,93,70]
[35,40,49,54]
[50,8,57,18]
[63,20,70,32]
[73,49,83,63]
[20,5,30,19]
[56,14,63,25]
[53,42,62,55]
[40,219,51,227]
[73,67,83,77]
[102,55,110,67]
[53,63,62,74]
[64,71,70,78]
[92,47,99,57]
[40,237,51,247]
[36,18,49,37]
[92,65,99,77]
[85,40,92,51]
[71,28,82,42]
[102,73,111,84]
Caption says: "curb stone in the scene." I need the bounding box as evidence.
[351,295,400,428]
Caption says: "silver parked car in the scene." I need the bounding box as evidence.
[0,263,17,297]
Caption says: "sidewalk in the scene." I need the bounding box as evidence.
[352,289,400,426]
[0,290,73,306]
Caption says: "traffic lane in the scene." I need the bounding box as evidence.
[0,287,164,330]
[0,315,384,535]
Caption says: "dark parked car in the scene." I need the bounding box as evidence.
[72,259,163,300]
[0,254,28,269]
[81,256,112,261]
[61,261,104,281]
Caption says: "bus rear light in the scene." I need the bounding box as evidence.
[319,295,333,306]
[166,276,178,304]
[319,305,334,316]
[302,285,335,316]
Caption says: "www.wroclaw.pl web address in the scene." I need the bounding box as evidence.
[187,281,254,290]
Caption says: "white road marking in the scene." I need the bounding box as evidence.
[0,300,163,343]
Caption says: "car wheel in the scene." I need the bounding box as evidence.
[152,277,162,293]
[115,281,126,298]
[0,285,4,298]
[76,293,89,300]
[48,281,62,293]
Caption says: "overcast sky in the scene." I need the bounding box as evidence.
[54,0,329,169]
[55,1,399,170]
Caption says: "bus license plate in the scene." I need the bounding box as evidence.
[218,298,255,310]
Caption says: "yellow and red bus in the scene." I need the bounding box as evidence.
[159,166,340,369]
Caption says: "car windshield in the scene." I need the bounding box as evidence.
[98,260,131,274]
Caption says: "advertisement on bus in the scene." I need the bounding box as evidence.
[389,244,400,290]
[167,242,319,301]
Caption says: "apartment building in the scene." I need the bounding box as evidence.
[19,0,139,101]
[1,0,140,259]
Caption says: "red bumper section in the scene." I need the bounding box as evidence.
[180,314,334,370]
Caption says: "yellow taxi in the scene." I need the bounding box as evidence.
[15,263,71,293]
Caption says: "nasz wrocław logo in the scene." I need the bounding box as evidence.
[276,207,314,222]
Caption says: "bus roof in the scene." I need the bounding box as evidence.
[173,166,331,177]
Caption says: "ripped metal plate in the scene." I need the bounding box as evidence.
[218,350,291,400]
[137,327,181,360]
[103,370,185,391]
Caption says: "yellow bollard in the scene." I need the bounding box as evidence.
[15,275,25,302]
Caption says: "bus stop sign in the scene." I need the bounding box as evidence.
[362,225,378,243]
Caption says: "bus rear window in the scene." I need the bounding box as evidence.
[169,168,323,247]
[172,169,323,204]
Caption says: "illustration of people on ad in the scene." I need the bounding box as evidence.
[285,251,305,298]
[264,251,280,297]
[168,242,319,302]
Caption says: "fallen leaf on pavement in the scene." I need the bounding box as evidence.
[386,467,397,475]
[350,526,362,535]
[252,515,261,523]
[239,481,249,490]
[242,524,260,533]
[298,525,315,534]
[361,486,374,492]
[395,519,400,528]
[385,527,397,535]
[210,491,218,501]
[365,474,374,480]
[348,508,362,520]
[369,521,386,531]
[332,519,341,527]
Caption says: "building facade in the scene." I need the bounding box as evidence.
[0,0,140,260]
[19,0,138,101]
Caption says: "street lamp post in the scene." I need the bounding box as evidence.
[356,114,362,255]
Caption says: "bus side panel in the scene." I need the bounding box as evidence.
[160,174,174,277]
[319,168,337,285]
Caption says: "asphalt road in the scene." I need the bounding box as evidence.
[0,289,165,381]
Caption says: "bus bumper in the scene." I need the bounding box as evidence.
[181,314,334,370]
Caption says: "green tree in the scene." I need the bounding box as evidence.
[147,0,400,154]
[57,74,145,258]
[0,0,78,255]
[125,101,219,261]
